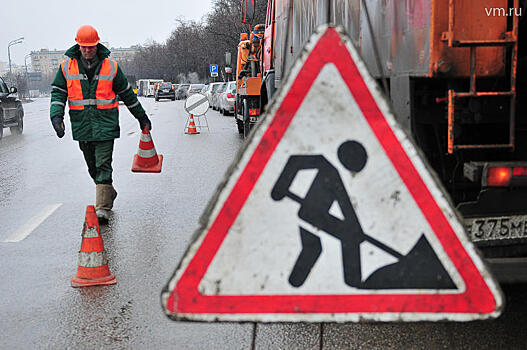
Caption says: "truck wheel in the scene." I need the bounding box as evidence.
[243,120,250,137]
[236,118,244,134]
[243,99,250,138]
[10,110,23,135]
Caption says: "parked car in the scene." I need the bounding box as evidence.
[219,81,237,115]
[0,77,24,139]
[201,84,212,102]
[205,82,223,107]
[154,82,175,101]
[176,84,190,100]
[212,82,226,110]
[186,84,205,98]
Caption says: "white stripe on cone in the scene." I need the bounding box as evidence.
[78,251,108,268]
[137,147,157,158]
[140,133,152,142]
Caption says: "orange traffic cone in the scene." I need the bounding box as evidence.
[131,127,163,173]
[71,205,117,288]
[185,114,200,135]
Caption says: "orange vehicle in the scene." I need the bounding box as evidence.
[242,0,527,281]
[235,24,265,136]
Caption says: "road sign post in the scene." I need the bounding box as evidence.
[162,25,503,323]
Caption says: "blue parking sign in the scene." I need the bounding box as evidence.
[210,64,218,74]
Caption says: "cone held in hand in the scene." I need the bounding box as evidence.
[185,114,200,134]
[71,205,117,288]
[132,127,163,173]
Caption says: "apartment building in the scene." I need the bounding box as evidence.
[109,45,140,63]
[0,61,28,77]
[30,49,65,74]
[30,43,139,75]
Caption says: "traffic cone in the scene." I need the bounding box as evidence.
[131,127,163,173]
[71,205,117,288]
[185,114,200,135]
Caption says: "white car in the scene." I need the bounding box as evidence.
[219,81,237,116]
[186,84,205,98]
[205,82,223,107]
[212,82,227,111]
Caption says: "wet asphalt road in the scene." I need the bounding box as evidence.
[1,97,527,349]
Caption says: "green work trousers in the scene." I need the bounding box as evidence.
[78,140,114,185]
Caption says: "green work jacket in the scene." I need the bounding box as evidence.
[50,44,145,141]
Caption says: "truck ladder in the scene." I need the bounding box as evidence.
[443,0,519,154]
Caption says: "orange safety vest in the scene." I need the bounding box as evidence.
[61,57,118,110]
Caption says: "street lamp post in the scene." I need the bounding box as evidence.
[225,51,232,81]
[24,53,31,97]
[8,37,24,76]
[24,53,30,74]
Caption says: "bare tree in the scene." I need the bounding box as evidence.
[125,0,267,83]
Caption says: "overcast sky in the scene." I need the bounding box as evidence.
[0,0,213,66]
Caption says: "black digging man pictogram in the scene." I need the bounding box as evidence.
[271,140,455,290]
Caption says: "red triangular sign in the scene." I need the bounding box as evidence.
[162,26,503,322]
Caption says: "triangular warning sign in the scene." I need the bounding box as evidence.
[161,26,503,322]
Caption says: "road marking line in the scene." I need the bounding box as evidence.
[4,203,62,243]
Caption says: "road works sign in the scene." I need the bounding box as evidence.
[162,26,503,322]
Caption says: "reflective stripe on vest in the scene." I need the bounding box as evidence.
[61,57,118,110]
[96,59,118,109]
[61,58,83,110]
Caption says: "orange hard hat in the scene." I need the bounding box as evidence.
[75,25,100,46]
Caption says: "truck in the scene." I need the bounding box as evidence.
[242,0,527,281]
[137,79,163,97]
[234,25,265,136]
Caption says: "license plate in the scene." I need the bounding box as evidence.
[465,215,527,243]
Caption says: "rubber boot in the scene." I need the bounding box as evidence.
[95,184,118,223]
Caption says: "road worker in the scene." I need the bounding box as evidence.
[49,25,152,222]
[240,24,265,77]
[237,33,250,81]
[249,24,265,53]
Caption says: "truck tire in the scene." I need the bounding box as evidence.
[10,110,23,135]
[237,118,244,134]
[243,99,250,138]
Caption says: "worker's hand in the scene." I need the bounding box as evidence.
[137,115,152,131]
[51,116,65,138]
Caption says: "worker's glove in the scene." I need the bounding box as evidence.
[137,115,152,131]
[51,116,65,138]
